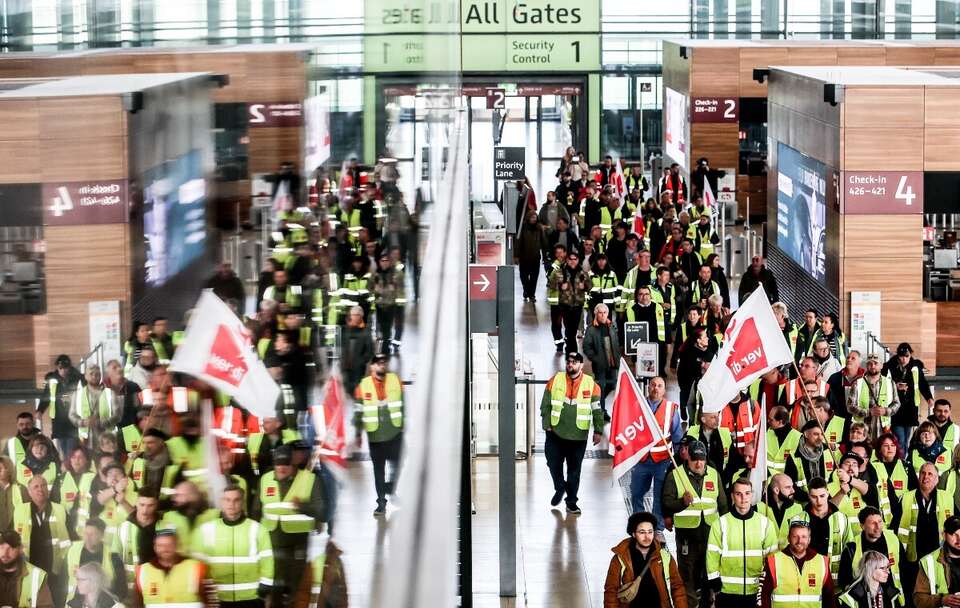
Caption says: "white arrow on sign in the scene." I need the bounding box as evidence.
[472,273,491,292]
[630,338,643,352]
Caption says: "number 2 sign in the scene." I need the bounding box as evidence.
[691,97,739,123]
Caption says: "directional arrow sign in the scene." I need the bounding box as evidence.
[623,322,649,356]
[470,265,497,301]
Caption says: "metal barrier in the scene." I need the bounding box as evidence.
[78,342,104,374]
[865,331,892,361]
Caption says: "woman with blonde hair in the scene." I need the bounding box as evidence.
[67,562,122,608]
[838,550,901,608]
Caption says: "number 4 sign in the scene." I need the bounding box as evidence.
[842,171,923,214]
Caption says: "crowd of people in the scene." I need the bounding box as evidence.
[516,153,957,608]
[0,159,424,607]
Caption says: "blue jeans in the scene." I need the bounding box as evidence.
[893,425,915,456]
[630,458,671,528]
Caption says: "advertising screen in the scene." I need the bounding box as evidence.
[664,87,688,170]
[143,150,207,287]
[776,143,837,289]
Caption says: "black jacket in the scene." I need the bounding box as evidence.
[882,357,932,426]
[738,265,780,304]
[547,229,582,259]
[38,368,83,439]
[839,578,901,608]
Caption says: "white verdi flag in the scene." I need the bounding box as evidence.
[697,286,793,414]
[703,174,717,209]
[170,290,279,419]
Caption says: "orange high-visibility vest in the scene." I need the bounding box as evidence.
[720,400,762,451]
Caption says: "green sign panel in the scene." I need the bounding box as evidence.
[362,0,600,72]
[462,34,599,71]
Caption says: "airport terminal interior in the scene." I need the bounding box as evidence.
[7,1,960,608]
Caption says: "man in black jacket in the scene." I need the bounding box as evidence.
[37,354,83,457]
[738,256,780,304]
[205,262,246,314]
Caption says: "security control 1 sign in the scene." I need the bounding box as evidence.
[494,147,525,180]
[43,180,128,226]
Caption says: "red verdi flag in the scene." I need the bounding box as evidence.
[170,290,280,419]
[312,373,348,480]
[697,286,793,413]
[609,360,665,480]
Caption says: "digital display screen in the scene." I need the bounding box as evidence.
[664,87,688,171]
[776,142,838,291]
[143,150,206,287]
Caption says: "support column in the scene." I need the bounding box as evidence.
[497,265,516,598]
[58,0,74,49]
[261,0,275,42]
[90,0,122,48]
[852,0,880,38]
[207,0,221,43]
[5,0,33,51]
[288,0,304,41]
[937,0,959,39]
[761,0,780,38]
[895,0,912,38]
[714,0,729,38]
[693,0,710,39]
[833,0,847,38]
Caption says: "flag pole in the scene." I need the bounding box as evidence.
[790,359,834,451]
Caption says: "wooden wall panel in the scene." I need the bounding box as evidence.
[739,48,788,98]
[0,139,40,183]
[690,123,739,169]
[842,257,923,296]
[842,215,923,259]
[924,128,960,171]
[39,136,126,182]
[843,128,923,170]
[842,87,924,129]
[37,96,123,140]
[837,47,886,65]
[924,88,957,128]
[785,47,839,65]
[43,224,131,374]
[32,314,49,386]
[880,300,928,356]
[242,53,307,101]
[690,48,740,97]
[248,127,303,174]
[937,302,960,368]
[920,301,938,374]
[0,316,35,381]
[0,101,39,140]
[884,47,936,66]
[934,47,960,65]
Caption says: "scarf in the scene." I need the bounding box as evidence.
[797,440,824,463]
[917,440,946,463]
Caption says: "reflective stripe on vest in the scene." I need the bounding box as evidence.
[549,373,597,431]
[359,373,403,433]
[137,559,204,607]
[856,375,894,429]
[922,550,949,596]
[19,564,43,608]
[648,401,676,461]
[768,551,829,608]
[47,379,58,420]
[260,469,316,533]
[672,466,721,528]
[74,385,115,441]
[194,519,272,601]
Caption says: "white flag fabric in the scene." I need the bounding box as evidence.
[169,290,279,419]
[703,175,717,209]
[749,402,768,505]
[697,286,793,413]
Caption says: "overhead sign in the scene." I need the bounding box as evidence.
[248,102,304,127]
[494,147,525,180]
[43,180,128,225]
[691,97,739,123]
[623,322,649,356]
[469,264,498,333]
[486,88,506,109]
[841,171,923,214]
[461,34,599,72]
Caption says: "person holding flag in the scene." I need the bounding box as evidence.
[627,376,683,528]
[540,352,603,515]
[662,440,727,608]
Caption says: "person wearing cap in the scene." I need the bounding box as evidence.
[353,353,404,516]
[630,377,684,526]
[930,399,960,457]
[603,511,687,608]
[190,484,273,606]
[0,530,54,607]
[914,514,960,608]
[549,249,590,355]
[37,354,83,458]
[686,411,731,474]
[837,506,906,594]
[784,418,840,503]
[585,254,620,322]
[779,477,854,575]
[64,518,124,601]
[830,450,872,536]
[133,529,216,607]
[541,351,603,515]
[758,519,836,608]
[662,439,727,608]
[705,476,778,607]
[254,444,325,605]
[848,353,900,442]
[15,474,71,592]
[69,364,121,453]
[884,342,934,454]
[371,251,406,354]
[624,286,669,378]
[113,488,159,594]
[827,350,864,425]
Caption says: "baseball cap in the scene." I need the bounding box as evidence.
[55,354,71,368]
[273,445,293,466]
[866,353,881,362]
[566,352,584,363]
[945,515,960,535]
[840,452,863,467]
[897,343,913,357]
[688,441,708,461]
[371,353,389,363]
